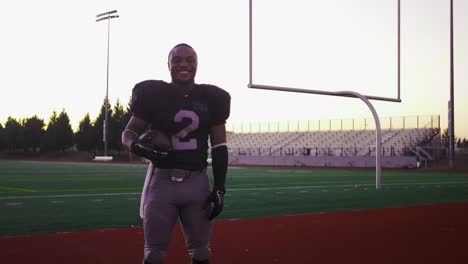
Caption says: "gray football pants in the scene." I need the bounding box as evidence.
[141,165,212,263]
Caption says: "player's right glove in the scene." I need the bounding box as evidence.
[132,129,171,165]
[132,142,169,161]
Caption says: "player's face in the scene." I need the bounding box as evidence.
[168,46,198,85]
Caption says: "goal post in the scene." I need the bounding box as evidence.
[247,0,404,189]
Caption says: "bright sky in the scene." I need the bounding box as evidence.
[0,0,467,138]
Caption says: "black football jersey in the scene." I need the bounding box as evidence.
[131,80,231,170]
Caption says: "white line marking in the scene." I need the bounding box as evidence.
[229,181,468,192]
[0,192,140,200]
[91,199,104,202]
[6,202,23,206]
[0,181,467,200]
[50,201,64,204]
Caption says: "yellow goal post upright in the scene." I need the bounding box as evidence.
[248,0,403,190]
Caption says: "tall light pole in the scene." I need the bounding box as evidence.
[96,10,119,158]
[448,0,455,168]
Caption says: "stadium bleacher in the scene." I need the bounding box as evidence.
[227,127,438,157]
[223,115,440,168]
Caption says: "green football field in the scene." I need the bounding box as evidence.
[1,160,468,237]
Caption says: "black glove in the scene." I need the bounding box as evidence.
[132,142,169,163]
[203,187,225,220]
[132,129,171,165]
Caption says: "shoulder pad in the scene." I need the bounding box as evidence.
[200,84,230,102]
[199,84,231,125]
[134,80,170,93]
[131,80,170,122]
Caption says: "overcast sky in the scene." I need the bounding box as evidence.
[0,0,467,137]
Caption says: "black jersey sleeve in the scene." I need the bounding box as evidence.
[206,85,231,125]
[130,80,168,122]
[130,81,150,122]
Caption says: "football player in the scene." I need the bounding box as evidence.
[122,43,230,264]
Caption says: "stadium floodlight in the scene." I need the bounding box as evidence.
[96,10,119,160]
[96,10,118,18]
[96,15,119,23]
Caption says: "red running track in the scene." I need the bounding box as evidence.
[1,203,467,264]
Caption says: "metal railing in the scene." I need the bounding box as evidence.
[227,115,439,134]
[228,145,412,157]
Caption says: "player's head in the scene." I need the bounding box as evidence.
[168,43,198,85]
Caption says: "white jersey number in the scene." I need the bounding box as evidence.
[172,110,199,150]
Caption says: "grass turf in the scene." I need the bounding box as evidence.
[1,160,468,236]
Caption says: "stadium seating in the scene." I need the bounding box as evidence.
[226,127,438,157]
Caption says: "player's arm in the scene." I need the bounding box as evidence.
[209,124,228,192]
[203,123,228,220]
[122,80,154,154]
[122,116,148,153]
[203,85,230,220]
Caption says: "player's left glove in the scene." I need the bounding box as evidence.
[203,187,225,220]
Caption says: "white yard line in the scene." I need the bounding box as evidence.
[0,192,140,200]
[1,181,467,200]
[229,181,468,192]
[5,202,23,206]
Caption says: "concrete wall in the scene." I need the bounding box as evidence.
[229,155,417,168]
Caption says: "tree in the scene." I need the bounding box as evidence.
[23,115,45,152]
[93,99,112,152]
[4,117,23,151]
[75,113,96,152]
[109,99,126,150]
[43,110,74,152]
[55,109,74,151]
[441,128,459,148]
[42,111,59,152]
[0,122,6,151]
[123,96,133,126]
[441,128,455,147]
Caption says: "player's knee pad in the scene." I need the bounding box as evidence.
[188,246,210,262]
[144,248,166,264]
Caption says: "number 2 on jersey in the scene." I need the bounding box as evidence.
[172,110,199,150]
